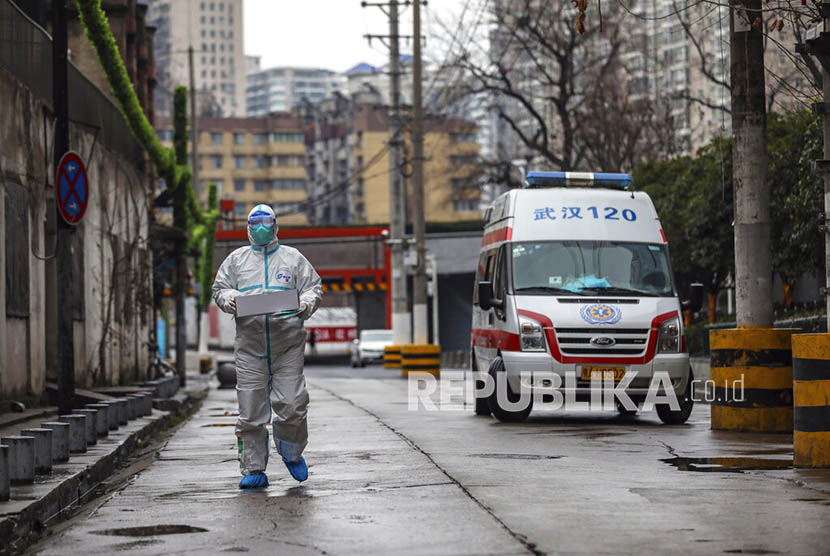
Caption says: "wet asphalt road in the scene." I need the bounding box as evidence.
[30,364,830,555]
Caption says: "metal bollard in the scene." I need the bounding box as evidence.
[59,414,88,453]
[136,393,153,416]
[20,428,53,474]
[74,409,98,446]
[0,445,9,501]
[41,422,70,462]
[1,436,35,484]
[86,404,110,436]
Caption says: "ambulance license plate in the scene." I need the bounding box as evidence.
[580,366,626,381]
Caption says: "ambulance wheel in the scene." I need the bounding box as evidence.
[657,368,694,425]
[471,354,491,416]
[487,356,532,423]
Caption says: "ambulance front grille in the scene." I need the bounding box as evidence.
[553,328,651,356]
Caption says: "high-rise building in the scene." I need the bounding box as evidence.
[246,66,346,116]
[155,114,309,226]
[146,0,246,117]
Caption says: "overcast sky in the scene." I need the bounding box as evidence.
[243,0,478,73]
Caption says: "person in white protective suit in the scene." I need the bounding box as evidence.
[213,204,322,488]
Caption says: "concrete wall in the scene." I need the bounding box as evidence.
[0,20,151,399]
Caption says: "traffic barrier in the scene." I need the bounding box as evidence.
[1,436,34,484]
[132,393,153,416]
[112,398,128,425]
[86,404,110,436]
[20,428,52,474]
[384,345,402,369]
[124,396,138,421]
[792,333,830,467]
[401,344,441,377]
[59,414,88,453]
[709,328,799,432]
[41,422,70,462]
[74,409,98,445]
[0,445,9,501]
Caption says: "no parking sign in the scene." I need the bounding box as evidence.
[56,151,89,225]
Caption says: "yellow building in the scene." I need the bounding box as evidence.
[155,114,308,226]
[306,98,481,225]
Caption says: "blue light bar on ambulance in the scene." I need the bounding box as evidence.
[525,171,632,190]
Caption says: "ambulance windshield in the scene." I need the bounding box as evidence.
[511,241,674,297]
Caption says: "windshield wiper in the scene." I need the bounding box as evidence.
[515,286,583,295]
[577,286,660,297]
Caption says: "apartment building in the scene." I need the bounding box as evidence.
[146,0,246,117]
[302,90,481,226]
[247,66,346,116]
[155,114,309,226]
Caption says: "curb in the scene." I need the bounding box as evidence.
[0,385,208,554]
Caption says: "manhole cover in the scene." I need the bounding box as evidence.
[91,525,208,537]
[662,456,792,473]
[470,453,562,460]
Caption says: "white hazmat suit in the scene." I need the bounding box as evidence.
[213,205,322,478]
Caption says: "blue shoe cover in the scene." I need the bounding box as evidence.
[283,457,308,482]
[239,472,269,489]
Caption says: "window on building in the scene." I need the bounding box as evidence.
[273,202,299,215]
[235,203,247,215]
[452,199,479,212]
[273,155,303,167]
[213,179,223,195]
[253,133,267,145]
[270,132,303,142]
[234,132,244,145]
[210,132,222,145]
[234,179,245,192]
[252,155,266,168]
[210,29,215,38]
[210,16,215,24]
[254,179,266,192]
[210,155,222,169]
[271,179,305,190]
[200,1,205,9]
[201,70,207,78]
[234,155,245,169]
[200,29,205,37]
[200,15,205,23]
[450,132,476,143]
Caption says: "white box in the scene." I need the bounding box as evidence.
[236,290,299,317]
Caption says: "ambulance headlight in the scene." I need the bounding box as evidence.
[519,318,545,352]
[657,317,680,354]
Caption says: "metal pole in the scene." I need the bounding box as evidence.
[53,0,74,414]
[189,46,208,354]
[388,0,410,345]
[730,0,772,327]
[428,254,439,345]
[412,0,428,344]
[823,1,830,331]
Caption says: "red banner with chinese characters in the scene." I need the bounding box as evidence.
[306,327,357,343]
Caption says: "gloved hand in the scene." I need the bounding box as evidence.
[228,292,240,314]
[297,302,312,321]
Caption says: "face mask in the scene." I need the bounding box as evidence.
[250,224,274,245]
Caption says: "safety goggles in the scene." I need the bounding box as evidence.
[248,211,275,228]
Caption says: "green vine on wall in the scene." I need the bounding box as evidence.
[76,0,218,312]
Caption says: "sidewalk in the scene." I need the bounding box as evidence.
[0,357,212,554]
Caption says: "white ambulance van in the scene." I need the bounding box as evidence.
[471,171,702,423]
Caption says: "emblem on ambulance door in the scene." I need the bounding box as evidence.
[580,304,622,325]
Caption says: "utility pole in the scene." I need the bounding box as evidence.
[411,0,428,344]
[363,0,411,345]
[730,0,771,327]
[189,45,208,354]
[53,0,74,414]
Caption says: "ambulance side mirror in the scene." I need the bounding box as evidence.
[681,283,704,313]
[478,281,503,311]
[478,281,494,311]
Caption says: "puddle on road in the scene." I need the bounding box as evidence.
[470,453,562,461]
[662,456,792,473]
[91,524,208,537]
[723,548,781,554]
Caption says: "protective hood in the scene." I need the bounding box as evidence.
[247,204,279,247]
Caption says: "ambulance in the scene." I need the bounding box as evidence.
[471,171,702,423]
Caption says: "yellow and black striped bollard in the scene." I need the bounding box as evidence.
[792,333,830,467]
[401,344,441,378]
[384,345,401,369]
[709,328,800,432]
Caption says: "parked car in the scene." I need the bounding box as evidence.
[351,329,394,367]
